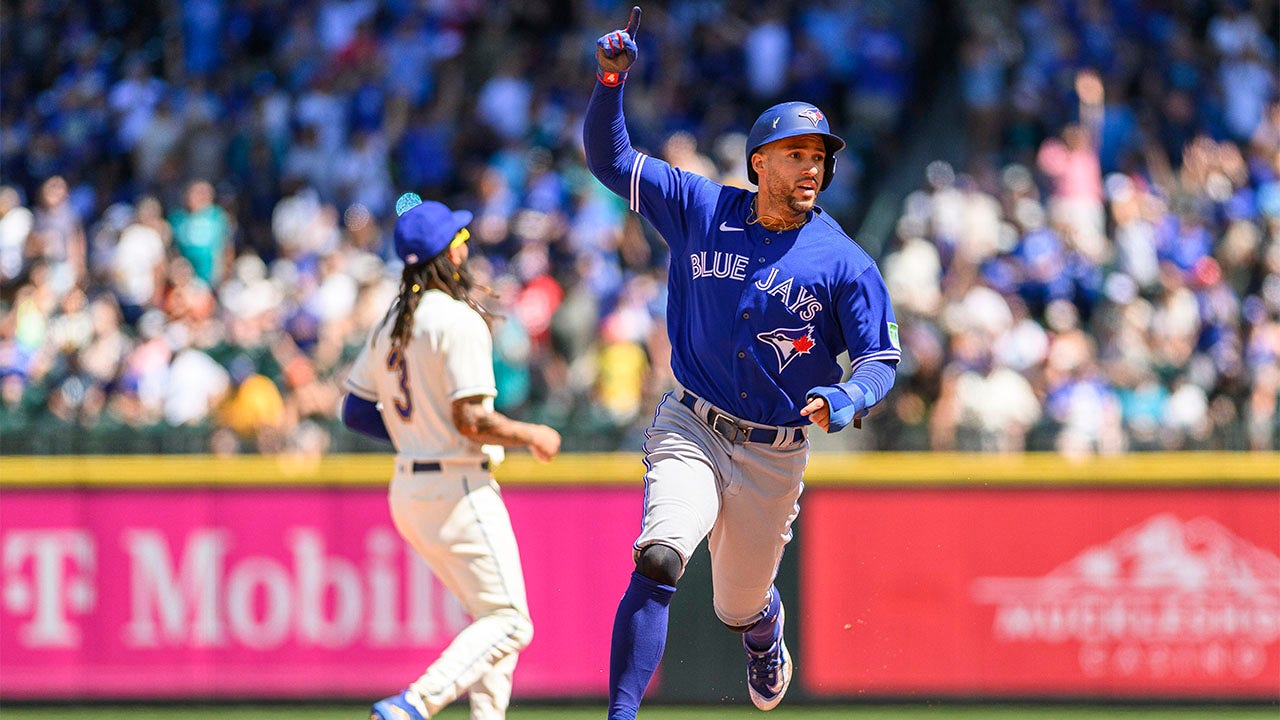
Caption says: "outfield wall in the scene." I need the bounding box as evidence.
[1,453,1276,701]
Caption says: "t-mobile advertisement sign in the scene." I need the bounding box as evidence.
[0,487,637,699]
[801,488,1280,698]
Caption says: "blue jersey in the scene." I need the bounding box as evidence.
[585,84,899,427]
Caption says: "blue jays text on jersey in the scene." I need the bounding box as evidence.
[584,86,900,427]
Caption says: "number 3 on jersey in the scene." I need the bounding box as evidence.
[386,348,412,420]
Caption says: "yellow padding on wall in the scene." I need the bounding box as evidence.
[0,452,1276,488]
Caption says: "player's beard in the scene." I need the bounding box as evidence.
[763,174,817,221]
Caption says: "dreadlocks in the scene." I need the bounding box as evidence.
[388,252,492,351]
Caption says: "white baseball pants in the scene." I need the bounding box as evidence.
[634,392,808,627]
[388,465,533,720]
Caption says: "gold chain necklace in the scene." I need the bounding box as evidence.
[747,197,808,232]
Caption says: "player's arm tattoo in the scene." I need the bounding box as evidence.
[451,396,545,447]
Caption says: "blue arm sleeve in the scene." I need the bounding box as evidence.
[583,82,641,198]
[806,359,898,433]
[341,393,391,443]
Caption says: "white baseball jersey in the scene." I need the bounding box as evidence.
[346,289,496,462]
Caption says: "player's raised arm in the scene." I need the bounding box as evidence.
[583,7,643,196]
[583,5,720,248]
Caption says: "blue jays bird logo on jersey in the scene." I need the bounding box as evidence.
[757,324,816,372]
[797,108,824,127]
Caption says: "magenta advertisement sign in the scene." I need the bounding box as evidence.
[0,487,640,699]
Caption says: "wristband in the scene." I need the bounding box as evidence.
[597,68,628,87]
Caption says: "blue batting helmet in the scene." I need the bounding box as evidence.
[745,102,846,191]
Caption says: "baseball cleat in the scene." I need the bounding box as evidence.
[744,603,792,711]
[370,689,429,720]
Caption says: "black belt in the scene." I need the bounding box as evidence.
[412,460,490,473]
[678,391,796,445]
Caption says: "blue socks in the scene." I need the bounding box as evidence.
[743,585,781,652]
[607,571,676,720]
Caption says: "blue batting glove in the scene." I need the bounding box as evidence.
[596,6,640,85]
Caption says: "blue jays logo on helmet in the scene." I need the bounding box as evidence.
[746,101,846,191]
[757,324,817,373]
[797,108,824,126]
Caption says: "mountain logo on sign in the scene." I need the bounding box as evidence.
[970,514,1280,680]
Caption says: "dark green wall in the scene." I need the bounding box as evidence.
[656,516,805,703]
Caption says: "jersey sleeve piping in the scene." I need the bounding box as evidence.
[630,152,647,213]
[344,379,377,401]
[849,349,901,372]
[450,385,498,401]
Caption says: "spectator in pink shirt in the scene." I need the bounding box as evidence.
[1041,71,1107,252]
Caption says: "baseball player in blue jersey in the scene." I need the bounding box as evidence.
[586,7,899,717]
[342,194,561,720]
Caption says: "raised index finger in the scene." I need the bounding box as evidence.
[625,6,641,38]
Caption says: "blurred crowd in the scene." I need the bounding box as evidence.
[0,0,930,454]
[0,1,1276,456]
[878,0,1280,453]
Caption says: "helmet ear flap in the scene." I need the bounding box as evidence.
[821,155,836,191]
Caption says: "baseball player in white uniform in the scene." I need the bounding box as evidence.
[342,194,561,720]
